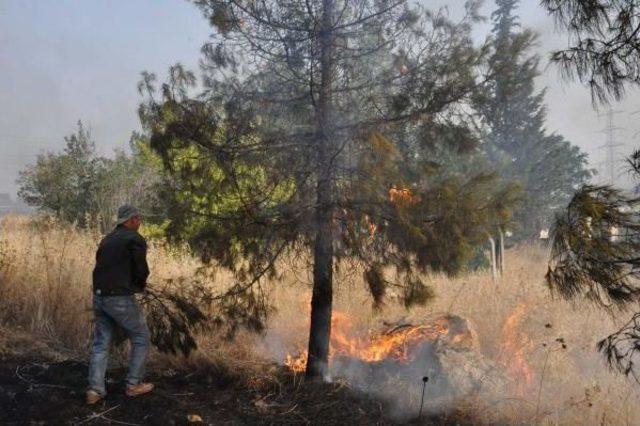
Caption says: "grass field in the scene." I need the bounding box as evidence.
[1,215,638,425]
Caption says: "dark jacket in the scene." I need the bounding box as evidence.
[92,225,150,296]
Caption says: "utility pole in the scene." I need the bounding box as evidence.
[597,108,625,186]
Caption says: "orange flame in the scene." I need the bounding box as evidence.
[389,186,419,206]
[498,303,535,396]
[284,310,449,373]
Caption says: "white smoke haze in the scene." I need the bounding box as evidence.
[1,0,639,197]
[324,315,508,420]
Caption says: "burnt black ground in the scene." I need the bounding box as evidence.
[0,328,483,425]
[0,327,395,426]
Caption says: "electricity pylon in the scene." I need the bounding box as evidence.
[597,108,625,185]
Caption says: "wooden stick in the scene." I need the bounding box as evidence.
[74,405,121,425]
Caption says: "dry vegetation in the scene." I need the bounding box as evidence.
[1,215,639,425]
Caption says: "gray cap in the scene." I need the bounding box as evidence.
[116,204,140,225]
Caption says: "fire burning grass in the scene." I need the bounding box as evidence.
[285,311,453,373]
[282,303,538,412]
[278,306,523,418]
[498,302,535,397]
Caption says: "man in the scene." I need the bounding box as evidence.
[86,205,154,405]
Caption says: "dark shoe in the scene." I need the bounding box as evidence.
[86,389,104,405]
[125,382,154,397]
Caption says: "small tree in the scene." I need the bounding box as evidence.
[93,136,164,230]
[17,122,163,230]
[17,121,104,226]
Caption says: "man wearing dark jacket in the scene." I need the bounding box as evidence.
[86,205,153,405]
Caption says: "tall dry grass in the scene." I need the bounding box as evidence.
[1,214,639,424]
[0,216,207,350]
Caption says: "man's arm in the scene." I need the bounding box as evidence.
[130,235,150,289]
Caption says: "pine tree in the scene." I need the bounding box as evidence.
[476,0,592,240]
[139,1,518,379]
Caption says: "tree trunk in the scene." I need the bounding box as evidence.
[307,195,334,379]
[498,227,505,274]
[495,231,502,276]
[489,236,497,283]
[306,0,335,380]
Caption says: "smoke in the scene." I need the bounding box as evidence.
[261,308,509,420]
[329,342,493,419]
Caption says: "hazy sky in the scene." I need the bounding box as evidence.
[1,0,639,197]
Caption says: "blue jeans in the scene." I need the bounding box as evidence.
[88,295,150,395]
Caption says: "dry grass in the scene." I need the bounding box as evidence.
[1,214,639,424]
[0,216,206,349]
